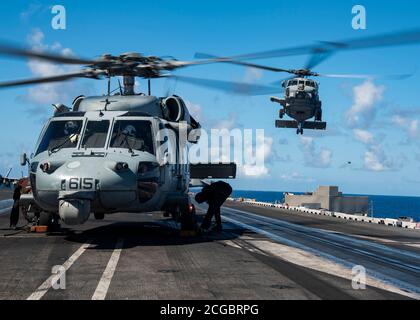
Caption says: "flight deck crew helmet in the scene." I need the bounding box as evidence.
[123,125,137,137]
[64,121,79,135]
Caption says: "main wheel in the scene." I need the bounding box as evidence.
[94,212,105,220]
[180,203,197,231]
[38,211,53,226]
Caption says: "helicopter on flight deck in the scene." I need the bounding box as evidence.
[0,28,419,230]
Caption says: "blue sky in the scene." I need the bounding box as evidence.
[1,0,420,196]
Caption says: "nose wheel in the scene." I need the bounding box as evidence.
[296,124,304,135]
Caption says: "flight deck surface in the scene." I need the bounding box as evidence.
[0,199,419,300]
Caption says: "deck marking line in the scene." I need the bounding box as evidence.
[222,214,420,300]
[92,238,124,300]
[27,241,92,300]
[223,206,420,261]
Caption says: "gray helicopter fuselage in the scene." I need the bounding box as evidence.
[271,77,325,134]
[282,77,321,122]
[26,94,196,225]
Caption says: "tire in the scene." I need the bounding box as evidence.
[38,211,53,226]
[94,212,105,220]
[180,203,197,231]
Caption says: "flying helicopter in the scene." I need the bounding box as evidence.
[0,45,280,230]
[195,28,420,134]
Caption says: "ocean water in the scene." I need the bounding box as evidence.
[231,190,420,222]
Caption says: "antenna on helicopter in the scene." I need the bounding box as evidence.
[118,78,123,95]
[148,79,151,96]
[107,75,111,96]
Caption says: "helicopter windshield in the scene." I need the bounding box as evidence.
[36,120,83,155]
[109,120,154,154]
[81,120,110,148]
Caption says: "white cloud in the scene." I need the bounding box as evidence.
[21,29,85,107]
[392,115,420,139]
[300,137,332,168]
[212,112,238,131]
[353,129,374,144]
[27,28,45,46]
[243,67,263,83]
[184,100,203,121]
[184,100,239,130]
[241,164,269,177]
[345,80,385,128]
[280,172,315,183]
[350,129,399,172]
[20,4,44,21]
[363,145,394,172]
[240,135,273,178]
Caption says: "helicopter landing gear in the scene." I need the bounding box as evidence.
[279,109,285,119]
[38,211,52,226]
[94,212,105,220]
[296,123,304,135]
[315,109,322,122]
[37,211,61,230]
[179,202,197,234]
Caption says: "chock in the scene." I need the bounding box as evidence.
[30,226,48,233]
[180,230,197,237]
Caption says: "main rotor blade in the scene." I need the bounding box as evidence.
[304,51,335,70]
[0,70,103,88]
[166,75,282,95]
[188,53,294,73]
[195,44,315,61]
[0,41,97,65]
[196,28,420,62]
[318,73,412,80]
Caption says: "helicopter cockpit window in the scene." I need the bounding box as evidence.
[110,120,154,154]
[306,81,314,87]
[289,80,298,86]
[81,120,110,148]
[36,120,83,155]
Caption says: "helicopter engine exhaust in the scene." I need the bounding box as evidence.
[59,199,91,225]
[164,96,186,122]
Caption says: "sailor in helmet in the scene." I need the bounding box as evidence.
[64,121,80,145]
[122,124,137,137]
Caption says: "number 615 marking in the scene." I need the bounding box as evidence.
[68,178,94,190]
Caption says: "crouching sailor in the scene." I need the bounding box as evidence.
[195,180,232,233]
